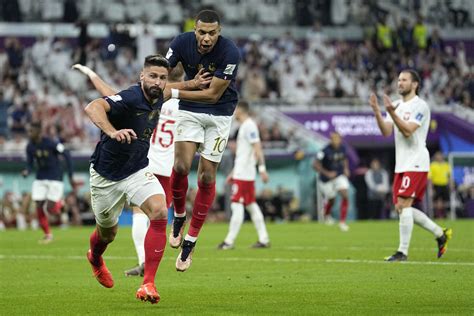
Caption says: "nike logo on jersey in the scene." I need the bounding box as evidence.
[136,112,146,116]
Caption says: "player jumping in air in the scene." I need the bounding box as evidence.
[369,69,452,261]
[165,10,241,271]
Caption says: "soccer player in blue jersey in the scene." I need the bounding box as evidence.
[165,9,241,272]
[85,54,187,304]
[313,132,351,232]
[22,122,74,243]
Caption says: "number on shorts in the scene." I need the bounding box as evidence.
[401,176,411,189]
[213,136,227,153]
[151,119,175,148]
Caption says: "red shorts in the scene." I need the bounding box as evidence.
[392,172,428,204]
[231,179,256,206]
[155,174,172,208]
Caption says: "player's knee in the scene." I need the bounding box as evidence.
[146,200,167,221]
[198,171,215,184]
[173,162,190,175]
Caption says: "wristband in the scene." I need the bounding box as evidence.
[171,88,180,99]
[258,165,266,173]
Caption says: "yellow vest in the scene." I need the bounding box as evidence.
[183,18,195,33]
[413,24,427,49]
[377,24,392,48]
[429,161,451,186]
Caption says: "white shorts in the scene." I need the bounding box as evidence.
[89,165,165,228]
[31,180,64,202]
[175,110,232,163]
[318,175,350,200]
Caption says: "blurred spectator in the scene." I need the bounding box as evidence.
[1,0,21,21]
[413,14,428,51]
[5,37,24,71]
[0,191,27,230]
[364,158,390,219]
[63,0,79,23]
[429,151,453,218]
[396,18,413,55]
[375,15,394,52]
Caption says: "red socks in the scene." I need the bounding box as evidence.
[36,206,50,235]
[143,219,167,285]
[324,200,334,217]
[89,229,109,266]
[340,198,348,222]
[170,169,188,216]
[188,181,215,238]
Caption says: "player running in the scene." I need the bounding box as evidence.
[165,10,241,271]
[217,101,270,250]
[369,69,452,261]
[73,64,185,277]
[22,122,75,243]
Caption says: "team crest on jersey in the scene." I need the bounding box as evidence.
[208,63,216,72]
[403,112,410,121]
[148,110,160,121]
[108,95,122,102]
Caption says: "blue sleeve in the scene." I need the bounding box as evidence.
[213,43,240,81]
[104,88,140,116]
[166,35,182,68]
[50,140,73,178]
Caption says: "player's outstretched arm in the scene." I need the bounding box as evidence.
[383,94,419,138]
[72,64,117,96]
[84,98,137,144]
[369,93,392,137]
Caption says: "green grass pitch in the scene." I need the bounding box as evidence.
[1,220,473,315]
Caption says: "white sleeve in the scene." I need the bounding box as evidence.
[408,101,429,126]
[246,122,261,144]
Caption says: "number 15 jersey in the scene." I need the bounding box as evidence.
[148,99,179,177]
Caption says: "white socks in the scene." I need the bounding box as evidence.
[398,207,414,255]
[247,202,270,244]
[411,207,443,237]
[224,202,270,245]
[397,207,444,256]
[224,202,245,245]
[132,212,149,265]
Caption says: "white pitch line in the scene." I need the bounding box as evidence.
[1,254,473,267]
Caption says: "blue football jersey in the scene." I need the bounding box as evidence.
[166,32,240,116]
[26,137,73,181]
[317,144,347,182]
[90,83,162,181]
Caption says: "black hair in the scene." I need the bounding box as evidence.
[144,54,170,69]
[195,10,220,24]
[237,100,250,113]
[401,69,421,94]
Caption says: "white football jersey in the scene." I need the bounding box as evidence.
[233,118,260,181]
[147,99,179,176]
[384,95,430,173]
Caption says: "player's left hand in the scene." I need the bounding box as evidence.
[71,64,95,77]
[260,171,269,183]
[194,68,212,89]
[383,94,396,113]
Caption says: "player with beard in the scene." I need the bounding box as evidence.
[84,54,206,304]
[369,69,452,261]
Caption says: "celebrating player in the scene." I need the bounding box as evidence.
[313,132,351,232]
[217,101,270,250]
[22,122,74,243]
[369,69,452,261]
[73,63,185,277]
[165,10,241,271]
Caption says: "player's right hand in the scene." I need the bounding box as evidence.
[71,64,95,76]
[260,171,269,183]
[369,93,380,113]
[326,171,337,179]
[110,129,137,144]
[194,68,212,89]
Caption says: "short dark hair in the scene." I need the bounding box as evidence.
[30,122,42,130]
[144,54,170,69]
[195,10,220,24]
[237,100,250,113]
[401,69,421,94]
